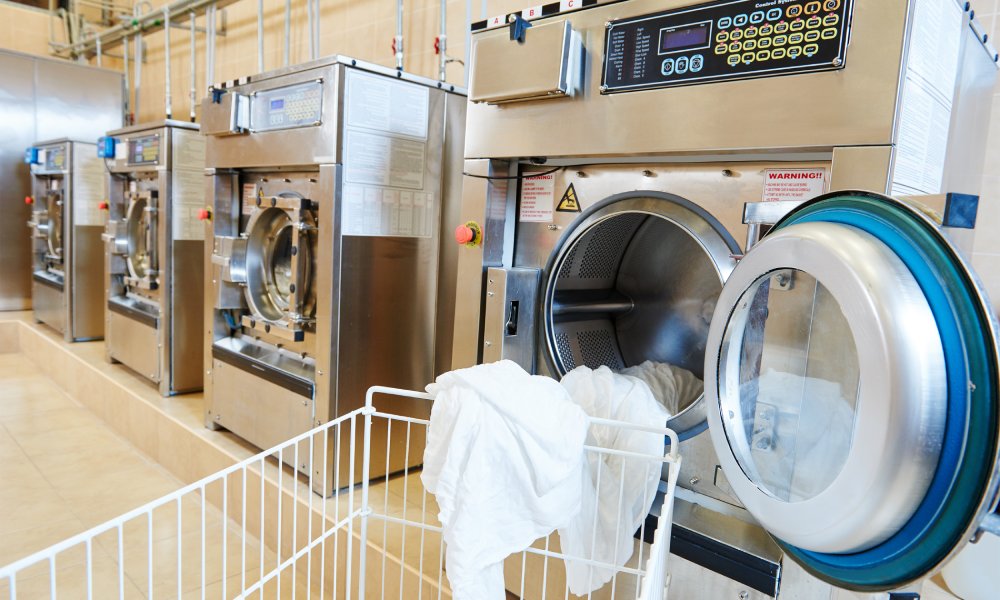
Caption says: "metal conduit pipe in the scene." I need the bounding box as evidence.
[135,32,142,120]
[190,10,197,121]
[395,0,404,70]
[284,0,290,67]
[96,35,102,67]
[313,0,320,59]
[57,0,241,59]
[123,36,131,124]
[206,6,215,89]
[438,0,447,81]
[306,0,314,60]
[257,0,264,73]
[164,6,172,119]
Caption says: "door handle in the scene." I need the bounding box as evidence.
[505,300,519,336]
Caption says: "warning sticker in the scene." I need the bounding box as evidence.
[761,169,827,203]
[519,173,555,222]
[557,183,581,213]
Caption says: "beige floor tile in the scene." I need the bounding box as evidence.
[0,425,25,459]
[0,543,146,600]
[0,516,88,567]
[1,406,105,441]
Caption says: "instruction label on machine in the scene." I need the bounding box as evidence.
[761,169,827,203]
[172,133,207,241]
[342,70,435,238]
[519,173,555,222]
[72,147,105,226]
[891,0,963,196]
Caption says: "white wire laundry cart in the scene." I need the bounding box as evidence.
[0,386,681,600]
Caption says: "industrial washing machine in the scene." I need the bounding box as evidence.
[25,139,105,342]
[455,0,1000,597]
[100,121,206,396]
[202,57,465,492]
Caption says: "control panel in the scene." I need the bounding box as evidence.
[127,134,161,166]
[602,0,853,93]
[251,81,324,132]
[42,145,67,172]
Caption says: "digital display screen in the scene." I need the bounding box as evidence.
[270,99,285,110]
[659,22,710,53]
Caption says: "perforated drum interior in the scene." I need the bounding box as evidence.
[543,193,739,433]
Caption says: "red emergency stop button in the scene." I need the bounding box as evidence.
[98,201,109,210]
[454,221,482,247]
[197,208,212,221]
[455,225,475,244]
[24,196,33,205]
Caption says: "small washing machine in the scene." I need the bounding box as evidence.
[100,121,206,396]
[455,0,1000,596]
[25,139,105,342]
[202,57,466,493]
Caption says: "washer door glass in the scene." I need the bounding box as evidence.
[126,196,156,281]
[706,192,1000,592]
[719,269,860,503]
[46,192,63,259]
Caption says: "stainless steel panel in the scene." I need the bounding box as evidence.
[31,280,65,335]
[484,267,542,370]
[210,358,312,451]
[33,56,123,142]
[829,146,894,192]
[0,53,35,311]
[202,65,341,169]
[170,240,205,393]
[470,19,574,104]
[71,225,106,341]
[465,0,909,159]
[107,309,161,382]
[941,22,998,197]
[434,93,468,376]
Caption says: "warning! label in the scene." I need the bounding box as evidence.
[761,169,828,203]
[519,173,555,222]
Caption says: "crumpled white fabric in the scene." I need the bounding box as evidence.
[421,360,589,600]
[558,365,670,596]
[619,360,704,415]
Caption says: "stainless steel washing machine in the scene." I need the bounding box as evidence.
[455,0,1000,596]
[25,139,105,342]
[202,57,466,493]
[100,121,206,396]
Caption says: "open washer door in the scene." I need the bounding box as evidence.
[705,191,1000,591]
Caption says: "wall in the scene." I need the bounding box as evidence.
[971,1,1000,309]
[0,1,55,56]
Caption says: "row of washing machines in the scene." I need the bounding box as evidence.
[18,0,1000,597]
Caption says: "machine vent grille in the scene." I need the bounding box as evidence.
[577,329,623,370]
[556,332,576,370]
[578,214,646,279]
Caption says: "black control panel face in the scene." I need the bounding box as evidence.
[128,134,161,166]
[602,0,853,93]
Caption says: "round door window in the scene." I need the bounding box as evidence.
[46,193,62,259]
[244,206,314,323]
[717,269,859,503]
[126,197,155,280]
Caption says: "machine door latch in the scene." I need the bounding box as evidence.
[505,300,519,336]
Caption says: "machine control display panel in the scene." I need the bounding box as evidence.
[251,81,324,132]
[42,145,66,171]
[602,0,853,93]
[127,134,161,166]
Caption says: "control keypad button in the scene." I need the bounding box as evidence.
[805,1,821,14]
[690,54,704,72]
[661,58,675,75]
[803,43,819,56]
[675,56,689,74]
[786,4,802,17]
[718,16,733,28]
[821,28,837,40]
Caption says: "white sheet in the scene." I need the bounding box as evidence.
[558,365,669,596]
[421,360,589,600]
